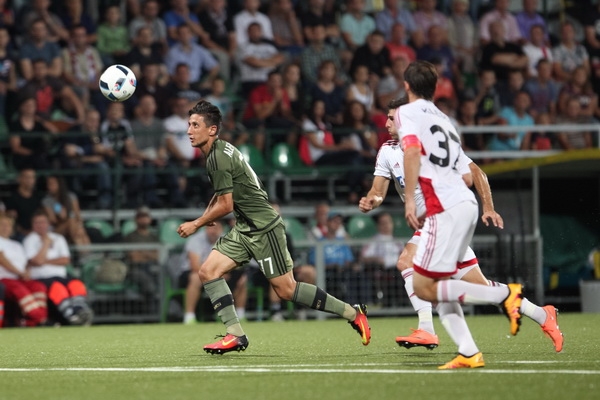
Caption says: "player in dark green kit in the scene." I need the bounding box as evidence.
[178,100,371,354]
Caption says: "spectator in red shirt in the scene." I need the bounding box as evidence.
[385,22,416,64]
[242,70,297,151]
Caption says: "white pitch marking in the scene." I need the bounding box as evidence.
[0,367,599,375]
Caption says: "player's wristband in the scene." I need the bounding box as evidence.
[402,135,421,150]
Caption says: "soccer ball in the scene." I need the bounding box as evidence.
[99,64,137,102]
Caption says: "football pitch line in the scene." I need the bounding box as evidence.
[2,364,599,375]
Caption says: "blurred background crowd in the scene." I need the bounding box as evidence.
[0,0,599,212]
[2,0,598,326]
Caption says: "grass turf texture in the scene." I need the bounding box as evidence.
[1,313,598,400]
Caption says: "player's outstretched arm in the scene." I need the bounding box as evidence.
[178,193,234,238]
[359,176,390,213]
[469,162,504,229]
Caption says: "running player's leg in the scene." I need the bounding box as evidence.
[264,224,370,345]
[456,248,563,352]
[198,249,245,337]
[436,300,484,369]
[395,239,438,349]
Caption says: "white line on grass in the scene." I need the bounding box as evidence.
[1,367,599,375]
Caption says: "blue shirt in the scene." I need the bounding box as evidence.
[339,12,376,47]
[19,41,61,64]
[515,11,548,42]
[375,8,417,42]
[308,237,354,267]
[488,107,534,151]
[163,11,201,46]
[165,43,218,83]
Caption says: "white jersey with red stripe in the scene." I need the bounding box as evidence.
[396,98,476,216]
[374,139,474,218]
[374,139,427,217]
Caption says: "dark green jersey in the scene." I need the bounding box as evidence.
[206,139,280,233]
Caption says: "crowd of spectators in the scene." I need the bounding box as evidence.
[0,0,599,210]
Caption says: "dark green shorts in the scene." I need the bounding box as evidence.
[215,222,293,279]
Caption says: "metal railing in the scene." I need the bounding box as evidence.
[69,232,542,324]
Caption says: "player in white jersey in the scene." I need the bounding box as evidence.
[359,97,563,354]
[395,60,523,369]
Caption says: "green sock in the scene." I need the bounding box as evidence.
[292,282,356,320]
[204,278,245,337]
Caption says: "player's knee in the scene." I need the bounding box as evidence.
[197,267,212,284]
[413,283,435,302]
[272,283,294,301]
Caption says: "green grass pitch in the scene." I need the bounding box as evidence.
[1,313,599,400]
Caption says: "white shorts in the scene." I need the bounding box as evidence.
[409,232,479,280]
[413,201,478,279]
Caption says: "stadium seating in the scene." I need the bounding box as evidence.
[270,143,309,173]
[392,214,415,239]
[347,215,377,239]
[283,216,307,242]
[120,219,137,237]
[268,143,343,203]
[85,219,115,239]
[237,143,265,174]
[159,218,187,247]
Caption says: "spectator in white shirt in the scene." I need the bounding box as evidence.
[23,211,93,325]
[233,0,274,46]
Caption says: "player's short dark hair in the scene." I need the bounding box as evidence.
[387,96,408,110]
[189,100,222,134]
[404,60,438,101]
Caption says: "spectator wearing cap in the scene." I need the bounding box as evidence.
[121,206,160,300]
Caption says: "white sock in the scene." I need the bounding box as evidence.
[488,280,547,325]
[403,268,435,334]
[520,298,547,325]
[437,280,509,304]
[236,307,246,320]
[183,312,196,323]
[437,302,479,357]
